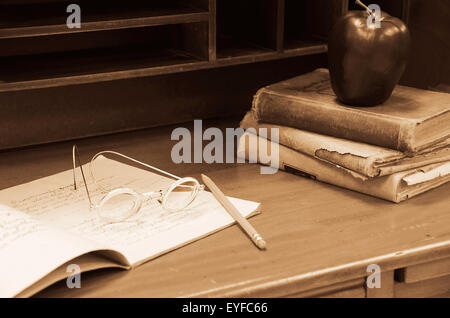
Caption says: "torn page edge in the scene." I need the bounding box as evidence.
[402,162,450,186]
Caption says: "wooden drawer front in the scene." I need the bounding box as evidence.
[395,274,450,298]
[400,257,450,283]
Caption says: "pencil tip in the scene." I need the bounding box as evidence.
[257,239,267,250]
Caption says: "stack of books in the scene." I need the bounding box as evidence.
[237,69,450,202]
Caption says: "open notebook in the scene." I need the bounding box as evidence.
[0,156,260,297]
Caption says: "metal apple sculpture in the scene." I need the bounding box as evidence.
[328,0,410,106]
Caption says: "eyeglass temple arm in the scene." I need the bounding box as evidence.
[72,145,93,207]
[90,151,182,181]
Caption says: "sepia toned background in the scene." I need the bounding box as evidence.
[0,0,448,150]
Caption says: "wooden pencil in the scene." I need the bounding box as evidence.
[201,174,266,250]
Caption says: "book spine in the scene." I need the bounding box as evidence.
[398,121,418,153]
[252,89,415,153]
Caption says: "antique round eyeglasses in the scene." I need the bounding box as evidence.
[72,145,204,223]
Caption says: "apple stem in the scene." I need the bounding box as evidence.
[355,0,373,15]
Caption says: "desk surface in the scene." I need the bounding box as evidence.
[1,118,449,297]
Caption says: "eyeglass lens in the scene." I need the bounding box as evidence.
[163,179,199,212]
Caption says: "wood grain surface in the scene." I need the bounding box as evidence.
[0,118,449,297]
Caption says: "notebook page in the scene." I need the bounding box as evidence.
[0,206,109,297]
[0,156,260,266]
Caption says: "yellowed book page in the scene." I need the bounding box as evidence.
[0,156,260,268]
[402,162,450,185]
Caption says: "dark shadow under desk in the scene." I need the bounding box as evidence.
[1,118,449,298]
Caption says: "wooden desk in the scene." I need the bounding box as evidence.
[1,118,449,298]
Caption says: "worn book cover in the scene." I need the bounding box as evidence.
[252,68,450,153]
[237,132,450,203]
[241,111,450,179]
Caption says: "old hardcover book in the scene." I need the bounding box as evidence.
[240,111,450,179]
[237,132,450,203]
[252,68,450,153]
